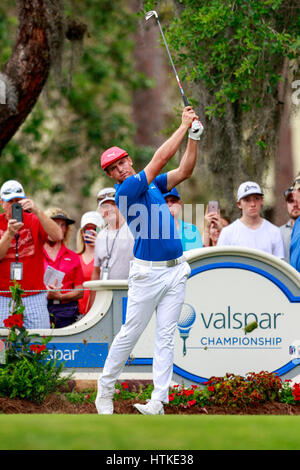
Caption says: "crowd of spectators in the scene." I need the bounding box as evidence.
[0,175,299,329]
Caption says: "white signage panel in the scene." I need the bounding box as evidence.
[174,266,299,381]
[131,256,300,383]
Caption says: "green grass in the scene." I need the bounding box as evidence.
[1,415,300,450]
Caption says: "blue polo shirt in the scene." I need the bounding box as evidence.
[115,171,183,261]
[290,216,300,271]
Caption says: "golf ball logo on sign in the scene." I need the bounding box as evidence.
[177,303,196,356]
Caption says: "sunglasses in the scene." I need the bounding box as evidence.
[97,191,115,202]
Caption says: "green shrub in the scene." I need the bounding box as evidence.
[113,382,154,401]
[0,282,70,403]
[204,371,282,407]
[65,389,96,405]
[0,356,67,403]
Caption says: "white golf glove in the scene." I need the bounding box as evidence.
[188,119,204,140]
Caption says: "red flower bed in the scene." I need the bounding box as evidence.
[3,313,24,329]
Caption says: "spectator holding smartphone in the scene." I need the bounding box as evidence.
[0,180,62,328]
[76,211,104,315]
[203,203,229,247]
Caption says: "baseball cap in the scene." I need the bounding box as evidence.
[284,186,294,201]
[0,180,26,201]
[100,146,128,170]
[45,207,75,225]
[292,174,300,190]
[236,181,263,202]
[163,187,181,200]
[97,187,116,206]
[80,211,104,229]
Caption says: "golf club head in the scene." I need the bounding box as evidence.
[145,10,158,21]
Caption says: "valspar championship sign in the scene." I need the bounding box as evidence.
[131,247,300,383]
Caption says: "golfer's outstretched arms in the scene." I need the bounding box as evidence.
[166,136,198,190]
[144,106,196,185]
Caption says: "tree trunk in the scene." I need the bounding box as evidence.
[131,0,174,148]
[273,58,294,226]
[0,0,62,154]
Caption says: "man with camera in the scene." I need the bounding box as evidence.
[0,180,62,329]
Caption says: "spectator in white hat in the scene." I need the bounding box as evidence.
[0,180,62,328]
[97,187,116,206]
[217,181,284,257]
[93,187,134,280]
[89,187,134,308]
[76,211,104,315]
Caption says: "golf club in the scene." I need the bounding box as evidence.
[145,10,203,133]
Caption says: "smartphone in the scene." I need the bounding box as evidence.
[84,230,94,244]
[12,203,23,222]
[207,201,219,213]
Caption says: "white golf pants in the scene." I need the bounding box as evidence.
[99,259,191,403]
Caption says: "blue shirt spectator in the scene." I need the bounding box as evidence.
[290,212,300,271]
[289,175,300,271]
[163,187,203,251]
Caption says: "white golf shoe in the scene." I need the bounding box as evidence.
[95,386,114,414]
[95,397,114,415]
[134,400,164,415]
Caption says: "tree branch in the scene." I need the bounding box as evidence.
[0,0,63,154]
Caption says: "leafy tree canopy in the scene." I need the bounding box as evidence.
[0,1,149,204]
[143,0,300,217]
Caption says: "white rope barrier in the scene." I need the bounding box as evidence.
[0,287,89,294]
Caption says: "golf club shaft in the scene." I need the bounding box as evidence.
[154,17,189,107]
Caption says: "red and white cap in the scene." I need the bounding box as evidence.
[100,146,128,170]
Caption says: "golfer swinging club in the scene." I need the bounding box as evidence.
[96,106,203,415]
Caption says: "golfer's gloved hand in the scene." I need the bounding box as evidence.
[188,120,204,140]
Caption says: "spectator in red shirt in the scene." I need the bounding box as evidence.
[76,211,104,315]
[43,207,84,328]
[0,180,62,329]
